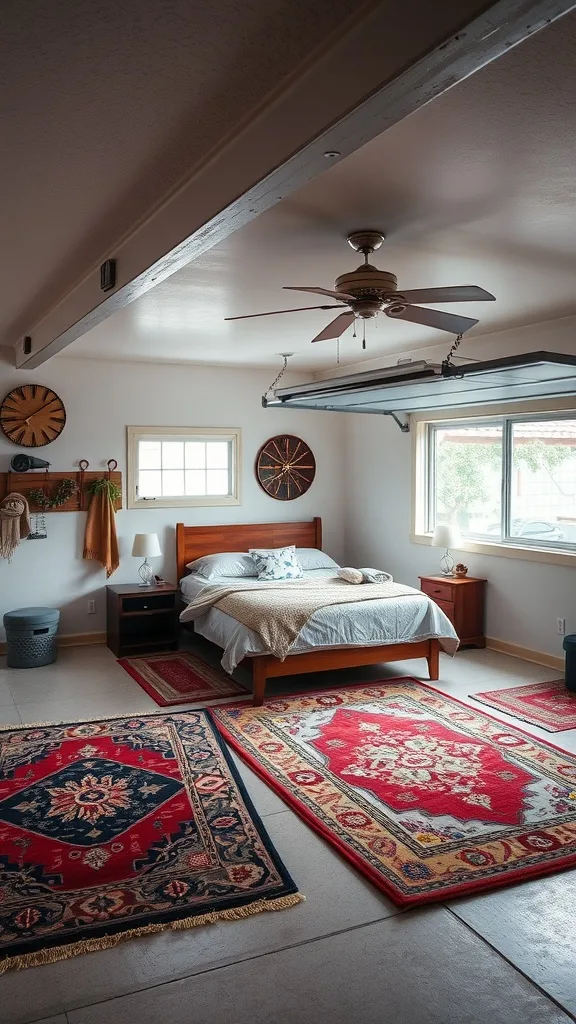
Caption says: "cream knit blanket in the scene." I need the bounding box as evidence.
[182,577,418,660]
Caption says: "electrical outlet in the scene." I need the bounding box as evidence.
[557,617,566,636]
[87,600,96,615]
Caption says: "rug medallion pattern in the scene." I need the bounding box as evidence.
[0,711,300,971]
[213,679,576,905]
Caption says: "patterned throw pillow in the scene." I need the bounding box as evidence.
[248,545,304,581]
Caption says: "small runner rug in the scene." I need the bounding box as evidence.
[472,679,576,732]
[0,711,302,973]
[212,678,576,906]
[118,651,248,706]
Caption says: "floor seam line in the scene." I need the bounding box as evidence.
[444,905,576,1022]
[45,913,402,1018]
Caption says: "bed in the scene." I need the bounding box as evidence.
[176,518,458,705]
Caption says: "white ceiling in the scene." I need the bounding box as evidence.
[0,0,355,342]
[68,10,576,372]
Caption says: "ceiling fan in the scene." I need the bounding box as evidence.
[225,230,495,346]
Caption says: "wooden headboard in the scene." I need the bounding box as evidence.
[176,518,322,580]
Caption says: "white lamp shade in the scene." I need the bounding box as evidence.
[432,523,462,549]
[131,533,162,558]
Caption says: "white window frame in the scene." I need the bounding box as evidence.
[127,426,241,509]
[412,403,576,567]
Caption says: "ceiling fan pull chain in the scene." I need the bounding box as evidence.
[336,338,340,365]
[362,320,367,350]
[352,318,357,338]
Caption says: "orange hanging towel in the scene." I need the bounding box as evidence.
[83,482,119,578]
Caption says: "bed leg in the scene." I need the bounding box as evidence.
[252,660,267,706]
[427,641,440,680]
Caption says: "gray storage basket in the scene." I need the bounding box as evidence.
[3,607,60,668]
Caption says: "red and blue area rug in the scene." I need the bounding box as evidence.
[212,678,576,906]
[0,711,302,973]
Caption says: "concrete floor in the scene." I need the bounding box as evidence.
[1,640,575,1024]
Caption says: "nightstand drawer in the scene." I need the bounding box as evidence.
[421,579,454,602]
[434,597,455,624]
[122,593,175,613]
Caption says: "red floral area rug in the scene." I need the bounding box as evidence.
[118,651,248,706]
[212,678,576,906]
[0,712,302,973]
[472,679,576,732]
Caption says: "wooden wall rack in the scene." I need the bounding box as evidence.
[0,462,122,513]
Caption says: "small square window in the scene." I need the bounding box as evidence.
[128,427,241,508]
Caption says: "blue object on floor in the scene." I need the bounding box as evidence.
[3,607,60,668]
[563,634,576,693]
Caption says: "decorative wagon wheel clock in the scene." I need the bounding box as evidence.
[255,434,316,501]
[0,384,66,447]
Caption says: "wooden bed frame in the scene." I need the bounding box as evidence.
[176,518,440,705]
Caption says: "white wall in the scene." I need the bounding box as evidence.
[343,317,576,659]
[0,355,345,639]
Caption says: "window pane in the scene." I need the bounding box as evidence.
[185,470,206,495]
[138,470,162,497]
[510,419,576,545]
[162,469,184,496]
[206,441,229,469]
[162,441,184,469]
[206,469,229,495]
[139,441,161,469]
[433,424,503,538]
[185,442,206,468]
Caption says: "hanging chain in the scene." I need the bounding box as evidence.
[263,354,291,401]
[442,333,463,375]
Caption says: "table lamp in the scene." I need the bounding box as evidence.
[432,523,462,576]
[132,533,161,587]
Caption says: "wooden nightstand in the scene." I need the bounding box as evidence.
[419,575,486,648]
[106,583,180,657]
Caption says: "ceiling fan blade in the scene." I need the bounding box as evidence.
[224,304,344,321]
[386,304,478,334]
[391,285,495,304]
[284,285,356,302]
[312,312,356,343]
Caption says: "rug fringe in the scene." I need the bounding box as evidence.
[0,710,172,732]
[0,893,304,974]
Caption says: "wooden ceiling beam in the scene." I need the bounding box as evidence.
[14,0,575,368]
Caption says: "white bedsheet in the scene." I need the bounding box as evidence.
[180,569,459,674]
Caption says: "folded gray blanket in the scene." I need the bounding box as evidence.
[337,566,394,584]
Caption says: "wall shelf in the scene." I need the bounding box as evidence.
[0,469,123,513]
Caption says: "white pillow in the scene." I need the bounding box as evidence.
[249,545,304,581]
[296,548,340,571]
[185,552,256,580]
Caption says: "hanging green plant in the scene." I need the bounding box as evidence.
[87,478,122,504]
[28,478,77,509]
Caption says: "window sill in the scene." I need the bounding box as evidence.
[128,496,240,510]
[410,533,576,568]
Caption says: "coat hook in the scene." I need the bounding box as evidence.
[78,460,89,511]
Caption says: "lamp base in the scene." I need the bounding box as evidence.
[138,559,155,587]
[439,549,456,576]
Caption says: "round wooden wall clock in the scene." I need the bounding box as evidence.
[255,434,316,501]
[0,384,66,447]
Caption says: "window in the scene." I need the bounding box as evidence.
[420,414,576,554]
[127,427,241,508]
